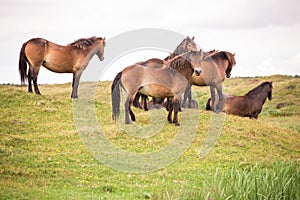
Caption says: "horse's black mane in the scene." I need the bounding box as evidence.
[246,81,272,96]
[210,51,227,61]
[206,51,236,78]
[68,36,102,50]
[164,52,177,61]
[168,56,188,70]
[168,51,201,70]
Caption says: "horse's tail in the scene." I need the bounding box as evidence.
[224,52,236,78]
[19,42,29,84]
[111,71,122,121]
[205,98,212,110]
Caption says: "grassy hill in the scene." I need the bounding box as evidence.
[0,75,299,199]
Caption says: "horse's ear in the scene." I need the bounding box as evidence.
[233,53,236,56]
[103,37,106,41]
[192,36,195,40]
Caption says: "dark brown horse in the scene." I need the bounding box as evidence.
[183,51,236,111]
[19,36,106,98]
[133,36,198,110]
[206,81,273,118]
[112,51,203,126]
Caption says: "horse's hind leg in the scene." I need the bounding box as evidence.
[31,66,41,95]
[27,69,33,93]
[124,97,131,124]
[129,107,136,121]
[125,95,136,124]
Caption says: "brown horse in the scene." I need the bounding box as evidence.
[133,36,198,110]
[112,51,203,126]
[183,51,236,111]
[206,81,273,118]
[19,36,106,98]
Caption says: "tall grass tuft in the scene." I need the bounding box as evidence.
[153,162,299,200]
[203,162,300,200]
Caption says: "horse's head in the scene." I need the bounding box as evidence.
[95,37,106,61]
[175,36,197,54]
[184,50,204,76]
[267,81,273,100]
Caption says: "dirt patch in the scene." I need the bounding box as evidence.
[276,102,294,109]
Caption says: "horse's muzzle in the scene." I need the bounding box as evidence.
[100,57,105,61]
[194,68,202,76]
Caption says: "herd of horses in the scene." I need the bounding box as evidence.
[18,36,273,125]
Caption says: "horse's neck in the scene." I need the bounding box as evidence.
[171,59,193,80]
[85,45,100,60]
[164,45,186,61]
[246,87,269,104]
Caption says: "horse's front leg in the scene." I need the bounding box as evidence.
[216,85,224,112]
[209,86,216,111]
[167,98,173,123]
[173,99,180,126]
[133,93,142,109]
[142,94,149,111]
[71,70,83,98]
[183,84,192,108]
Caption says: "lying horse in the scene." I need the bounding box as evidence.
[112,51,203,126]
[206,81,273,118]
[19,36,106,98]
[185,50,236,111]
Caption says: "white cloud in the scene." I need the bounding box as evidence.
[0,0,299,84]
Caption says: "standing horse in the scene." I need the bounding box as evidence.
[206,81,273,118]
[133,36,198,110]
[112,51,203,126]
[184,51,236,111]
[19,36,106,98]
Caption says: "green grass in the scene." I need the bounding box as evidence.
[0,75,299,199]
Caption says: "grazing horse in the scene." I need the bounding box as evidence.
[206,81,273,118]
[184,51,236,111]
[112,51,203,126]
[133,36,198,110]
[19,36,106,98]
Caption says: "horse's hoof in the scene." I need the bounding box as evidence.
[175,122,180,126]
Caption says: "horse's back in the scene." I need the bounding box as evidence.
[121,65,187,98]
[224,96,249,115]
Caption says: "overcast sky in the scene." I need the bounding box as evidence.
[1,0,299,84]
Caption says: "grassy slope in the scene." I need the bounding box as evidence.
[0,75,299,199]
